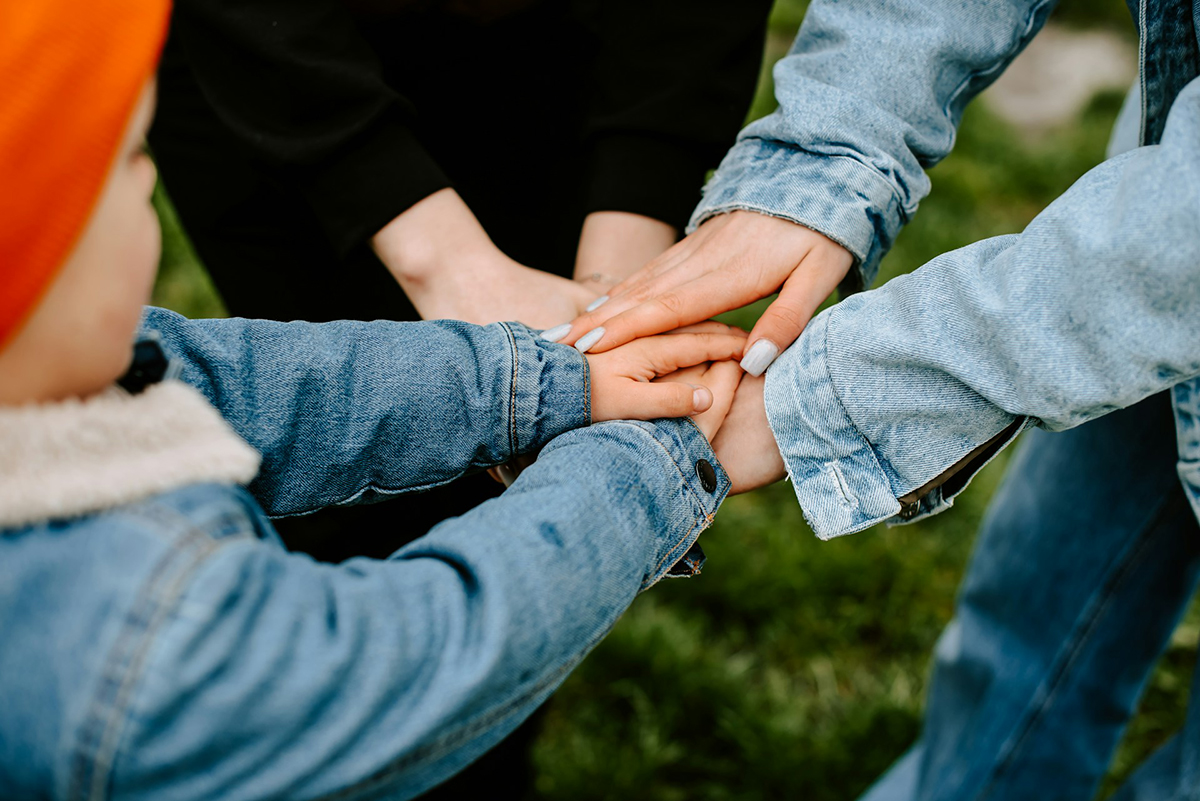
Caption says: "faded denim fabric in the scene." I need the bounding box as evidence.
[708,1,1200,799]
[712,0,1200,540]
[0,309,728,800]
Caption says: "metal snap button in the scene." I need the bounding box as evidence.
[696,459,718,493]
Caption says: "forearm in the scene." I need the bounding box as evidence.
[573,211,678,291]
[765,79,1200,538]
[140,308,589,516]
[693,0,1054,289]
[123,420,728,800]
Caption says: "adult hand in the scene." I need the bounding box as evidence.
[710,374,786,494]
[373,188,597,328]
[572,211,677,296]
[550,210,854,376]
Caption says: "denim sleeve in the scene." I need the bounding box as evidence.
[139,309,591,516]
[115,420,727,800]
[765,78,1200,540]
[690,0,1055,290]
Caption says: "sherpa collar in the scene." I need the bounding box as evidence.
[0,380,261,529]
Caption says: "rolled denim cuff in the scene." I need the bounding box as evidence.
[586,418,728,590]
[504,323,592,456]
[687,138,905,292]
[764,313,901,539]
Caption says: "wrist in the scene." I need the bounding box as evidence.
[573,211,677,288]
[372,188,498,287]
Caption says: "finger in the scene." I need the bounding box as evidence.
[742,249,849,376]
[621,332,748,376]
[612,380,713,420]
[554,233,726,346]
[691,360,743,441]
[669,321,749,337]
[576,272,772,354]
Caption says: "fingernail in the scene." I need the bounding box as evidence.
[690,384,712,411]
[740,339,779,377]
[575,327,606,353]
[539,323,571,343]
[585,295,609,313]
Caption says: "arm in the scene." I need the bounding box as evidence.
[567,0,774,292]
[163,0,449,257]
[141,309,744,517]
[141,308,590,516]
[758,78,1200,540]
[577,0,774,233]
[562,0,1054,367]
[114,417,731,800]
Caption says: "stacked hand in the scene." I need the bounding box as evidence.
[491,323,747,486]
[545,210,853,493]
[550,210,853,377]
[376,191,832,495]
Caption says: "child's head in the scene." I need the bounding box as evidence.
[0,1,170,405]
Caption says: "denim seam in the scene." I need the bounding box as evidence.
[67,503,235,801]
[502,322,520,457]
[973,486,1179,801]
[609,419,718,518]
[646,517,706,590]
[941,0,1057,152]
[709,138,907,213]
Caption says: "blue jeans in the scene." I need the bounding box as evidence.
[860,391,1200,801]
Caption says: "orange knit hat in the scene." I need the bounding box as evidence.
[0,0,171,349]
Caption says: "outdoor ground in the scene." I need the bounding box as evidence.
[151,2,1197,798]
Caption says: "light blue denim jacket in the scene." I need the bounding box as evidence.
[692,0,1200,539]
[0,308,728,800]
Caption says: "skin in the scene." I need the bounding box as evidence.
[0,80,160,405]
[573,211,677,294]
[558,210,854,371]
[371,192,677,329]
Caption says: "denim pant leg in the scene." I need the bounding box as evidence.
[860,391,1200,801]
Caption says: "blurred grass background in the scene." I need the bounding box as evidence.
[151,2,1196,798]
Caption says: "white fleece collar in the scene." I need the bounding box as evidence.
[0,380,261,529]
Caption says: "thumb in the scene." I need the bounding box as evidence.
[743,245,852,376]
[594,380,711,422]
[741,275,816,377]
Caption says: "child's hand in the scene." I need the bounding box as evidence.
[588,323,748,423]
[651,359,744,441]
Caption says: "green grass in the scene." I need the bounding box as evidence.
[150,4,1195,799]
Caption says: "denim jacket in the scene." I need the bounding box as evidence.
[692,0,1200,539]
[0,308,728,800]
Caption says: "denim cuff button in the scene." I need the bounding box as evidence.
[696,459,717,493]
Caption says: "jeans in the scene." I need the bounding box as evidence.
[860,392,1200,801]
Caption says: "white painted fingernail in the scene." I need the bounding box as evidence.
[740,339,779,377]
[575,327,606,353]
[539,323,571,343]
[585,295,609,313]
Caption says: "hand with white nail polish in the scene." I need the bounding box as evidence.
[586,322,748,426]
[557,210,854,376]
